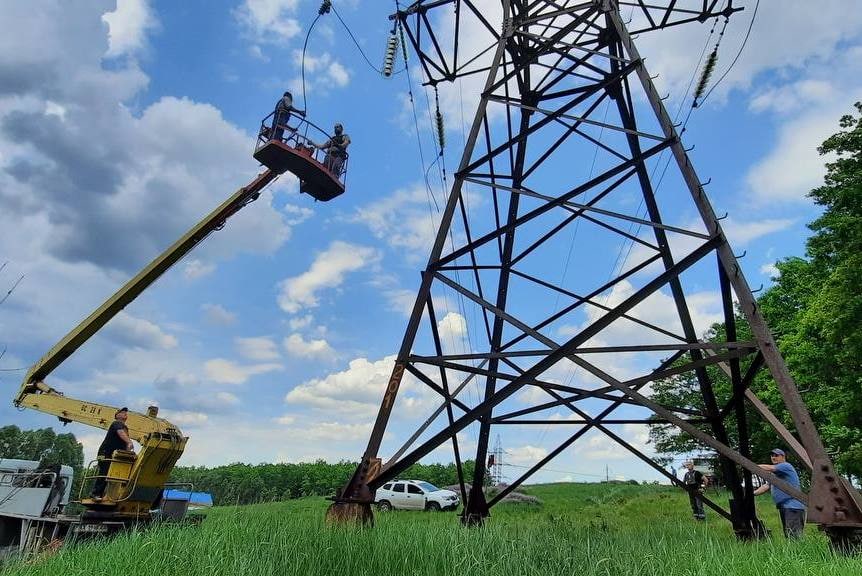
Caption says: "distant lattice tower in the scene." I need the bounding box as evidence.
[487,435,504,486]
[326,0,862,553]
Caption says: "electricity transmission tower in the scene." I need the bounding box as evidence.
[329,0,862,551]
[489,435,503,486]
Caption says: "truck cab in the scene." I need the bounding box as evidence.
[0,459,74,557]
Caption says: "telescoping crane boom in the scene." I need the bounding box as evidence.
[13,169,277,522]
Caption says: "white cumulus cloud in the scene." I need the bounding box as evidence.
[204,358,284,385]
[277,240,379,313]
[103,311,178,350]
[283,333,335,360]
[236,336,281,361]
[201,303,237,326]
[235,0,301,44]
[102,0,158,58]
[285,355,436,418]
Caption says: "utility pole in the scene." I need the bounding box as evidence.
[327,0,862,553]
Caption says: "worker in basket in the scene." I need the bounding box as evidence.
[270,91,306,143]
[313,122,350,179]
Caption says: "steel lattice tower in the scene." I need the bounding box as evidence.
[489,434,504,486]
[328,0,862,550]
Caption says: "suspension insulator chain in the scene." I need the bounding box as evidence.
[319,0,332,15]
[693,49,718,107]
[383,30,399,77]
[693,15,729,108]
[434,86,445,151]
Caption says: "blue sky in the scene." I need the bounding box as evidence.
[1,0,860,484]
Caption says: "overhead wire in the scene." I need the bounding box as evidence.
[299,7,327,126]
[331,3,406,77]
[552,4,726,418]
[603,0,759,291]
[544,5,643,435]
[0,273,25,307]
[562,4,751,428]
[604,6,724,286]
[393,0,478,446]
[502,460,618,480]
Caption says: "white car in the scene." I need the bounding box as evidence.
[375,480,460,512]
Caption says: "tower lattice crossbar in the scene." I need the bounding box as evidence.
[327,0,862,550]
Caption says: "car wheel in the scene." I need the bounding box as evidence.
[425,501,441,512]
[378,500,393,512]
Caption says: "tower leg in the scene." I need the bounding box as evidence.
[325,502,374,526]
[461,484,489,526]
[826,527,862,555]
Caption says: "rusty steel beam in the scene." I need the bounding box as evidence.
[607,3,862,539]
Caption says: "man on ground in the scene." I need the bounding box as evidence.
[683,460,708,520]
[754,448,806,538]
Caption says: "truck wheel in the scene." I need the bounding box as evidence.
[377,500,393,512]
[425,501,441,512]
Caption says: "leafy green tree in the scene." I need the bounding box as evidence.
[0,425,84,470]
[648,103,862,479]
[0,425,85,497]
[769,102,862,477]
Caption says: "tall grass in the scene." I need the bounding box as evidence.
[5,484,861,575]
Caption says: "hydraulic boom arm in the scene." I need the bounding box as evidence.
[15,168,276,399]
[12,168,277,517]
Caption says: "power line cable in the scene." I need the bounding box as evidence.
[0,274,25,307]
[554,7,724,400]
[331,3,406,77]
[299,9,327,123]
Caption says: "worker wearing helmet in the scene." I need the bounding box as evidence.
[314,123,350,179]
[271,91,306,142]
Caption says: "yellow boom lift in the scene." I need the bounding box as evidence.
[12,169,277,525]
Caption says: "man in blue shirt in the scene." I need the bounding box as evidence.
[754,448,806,538]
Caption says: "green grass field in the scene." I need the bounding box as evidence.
[5,483,862,575]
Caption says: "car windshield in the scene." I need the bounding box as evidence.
[415,481,440,492]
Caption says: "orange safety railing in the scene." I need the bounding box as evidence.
[255,111,349,182]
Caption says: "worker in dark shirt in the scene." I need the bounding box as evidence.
[683,460,708,520]
[90,407,134,501]
[314,122,350,179]
[271,91,306,143]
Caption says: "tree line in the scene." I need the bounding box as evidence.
[649,103,862,481]
[0,425,85,497]
[0,424,476,507]
[169,460,476,506]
